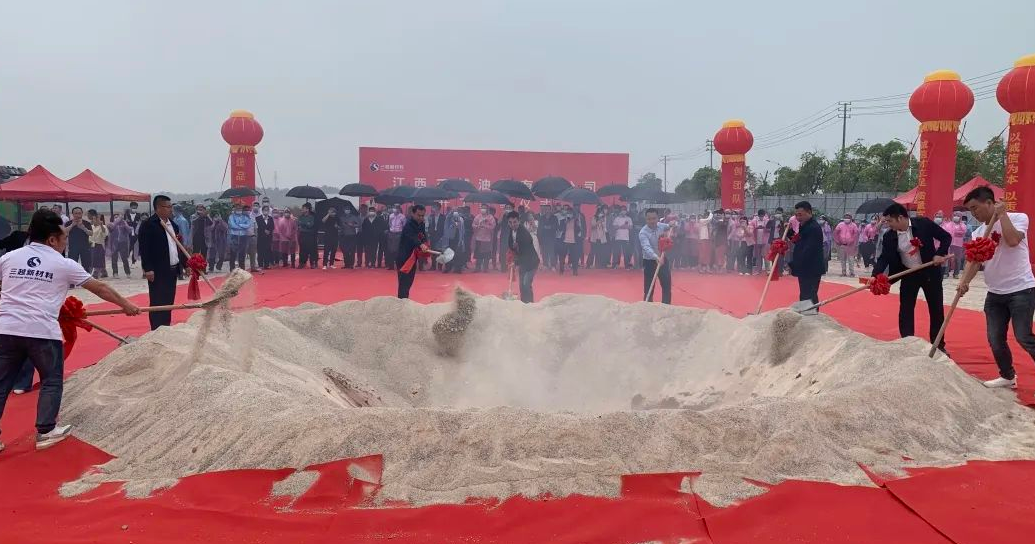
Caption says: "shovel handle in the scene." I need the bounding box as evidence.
[82,318,130,345]
[754,222,794,314]
[798,259,942,313]
[86,302,205,317]
[161,222,216,293]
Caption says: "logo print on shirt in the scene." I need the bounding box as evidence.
[27,257,41,268]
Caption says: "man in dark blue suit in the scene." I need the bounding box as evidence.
[789,201,826,305]
[139,195,188,330]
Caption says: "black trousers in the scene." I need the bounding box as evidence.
[340,236,357,268]
[559,242,581,274]
[323,233,338,266]
[298,233,318,267]
[68,243,91,270]
[899,273,946,350]
[397,268,417,298]
[257,236,273,268]
[643,258,672,304]
[148,267,178,330]
[797,274,821,305]
[365,240,379,268]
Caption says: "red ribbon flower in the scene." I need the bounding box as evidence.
[658,236,674,253]
[58,296,92,359]
[186,252,208,301]
[790,233,801,243]
[964,237,998,263]
[908,237,922,256]
[766,239,790,261]
[400,233,431,274]
[991,231,1002,244]
[506,250,515,266]
[862,273,891,296]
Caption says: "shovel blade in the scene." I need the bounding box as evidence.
[791,300,819,315]
[436,248,455,265]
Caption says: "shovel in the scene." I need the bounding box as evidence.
[502,265,517,300]
[793,260,942,315]
[85,269,254,317]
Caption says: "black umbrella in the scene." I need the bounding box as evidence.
[438,178,479,193]
[491,179,534,200]
[531,176,573,199]
[412,186,457,201]
[464,190,513,206]
[286,185,327,200]
[219,186,263,199]
[314,197,358,220]
[339,183,379,197]
[557,187,601,206]
[596,184,630,198]
[621,189,681,204]
[373,185,416,206]
[856,198,897,215]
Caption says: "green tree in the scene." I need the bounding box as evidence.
[635,172,663,191]
[955,142,982,187]
[675,167,719,200]
[978,135,1006,184]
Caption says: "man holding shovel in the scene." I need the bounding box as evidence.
[871,203,951,354]
[958,187,1035,390]
[506,211,540,303]
[0,209,139,453]
[639,209,672,304]
[139,195,188,330]
[396,204,430,299]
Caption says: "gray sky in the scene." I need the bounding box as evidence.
[3,0,1033,194]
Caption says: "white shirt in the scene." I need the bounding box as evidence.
[0,243,93,341]
[161,218,180,266]
[973,212,1035,295]
[897,227,923,269]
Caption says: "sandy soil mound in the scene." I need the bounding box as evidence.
[59,292,1035,506]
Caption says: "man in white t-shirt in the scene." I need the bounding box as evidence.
[0,209,139,453]
[958,187,1035,392]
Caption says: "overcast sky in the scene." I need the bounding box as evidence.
[2,1,1032,193]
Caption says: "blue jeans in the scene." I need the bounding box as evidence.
[518,269,536,303]
[0,335,64,437]
[14,359,34,391]
[985,287,1035,380]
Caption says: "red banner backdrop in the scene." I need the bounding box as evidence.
[997,54,1035,267]
[358,147,629,208]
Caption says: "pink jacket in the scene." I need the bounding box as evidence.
[833,221,859,246]
[942,221,968,247]
[472,214,496,243]
[861,223,878,242]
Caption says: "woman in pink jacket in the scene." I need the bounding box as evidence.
[833,214,860,277]
[941,212,968,278]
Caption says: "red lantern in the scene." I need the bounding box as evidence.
[908,71,974,219]
[997,53,1035,268]
[221,110,264,205]
[712,120,754,211]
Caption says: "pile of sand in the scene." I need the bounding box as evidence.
[58,292,1035,506]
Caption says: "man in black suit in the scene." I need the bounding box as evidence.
[255,205,275,269]
[506,211,540,303]
[872,203,952,353]
[396,204,429,299]
[557,205,586,276]
[788,201,826,305]
[139,195,187,330]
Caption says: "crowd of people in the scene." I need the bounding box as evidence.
[33,196,986,287]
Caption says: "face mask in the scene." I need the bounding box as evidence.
[368,212,376,218]
[934,217,943,225]
[843,219,850,223]
[480,209,488,214]
[953,217,961,223]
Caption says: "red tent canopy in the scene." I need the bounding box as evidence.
[65,169,150,202]
[0,165,107,202]
[953,175,1003,207]
[893,186,918,210]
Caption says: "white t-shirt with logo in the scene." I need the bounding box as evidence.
[973,212,1035,295]
[0,243,93,341]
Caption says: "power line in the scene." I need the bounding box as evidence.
[755,116,841,150]
[755,113,841,144]
[753,103,839,140]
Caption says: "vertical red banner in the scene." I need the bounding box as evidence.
[229,151,257,206]
[721,160,746,211]
[1005,123,1034,262]
[913,130,956,219]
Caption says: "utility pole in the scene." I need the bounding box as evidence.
[661,155,670,192]
[838,102,851,155]
[705,139,715,169]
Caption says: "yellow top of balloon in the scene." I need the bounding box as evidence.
[722,119,745,128]
[1016,54,1035,68]
[229,110,255,119]
[923,70,961,83]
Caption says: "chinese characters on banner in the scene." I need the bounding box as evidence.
[228,150,256,204]
[915,140,930,216]
[1004,136,1022,211]
[721,160,746,209]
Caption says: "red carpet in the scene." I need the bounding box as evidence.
[1,266,1032,543]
